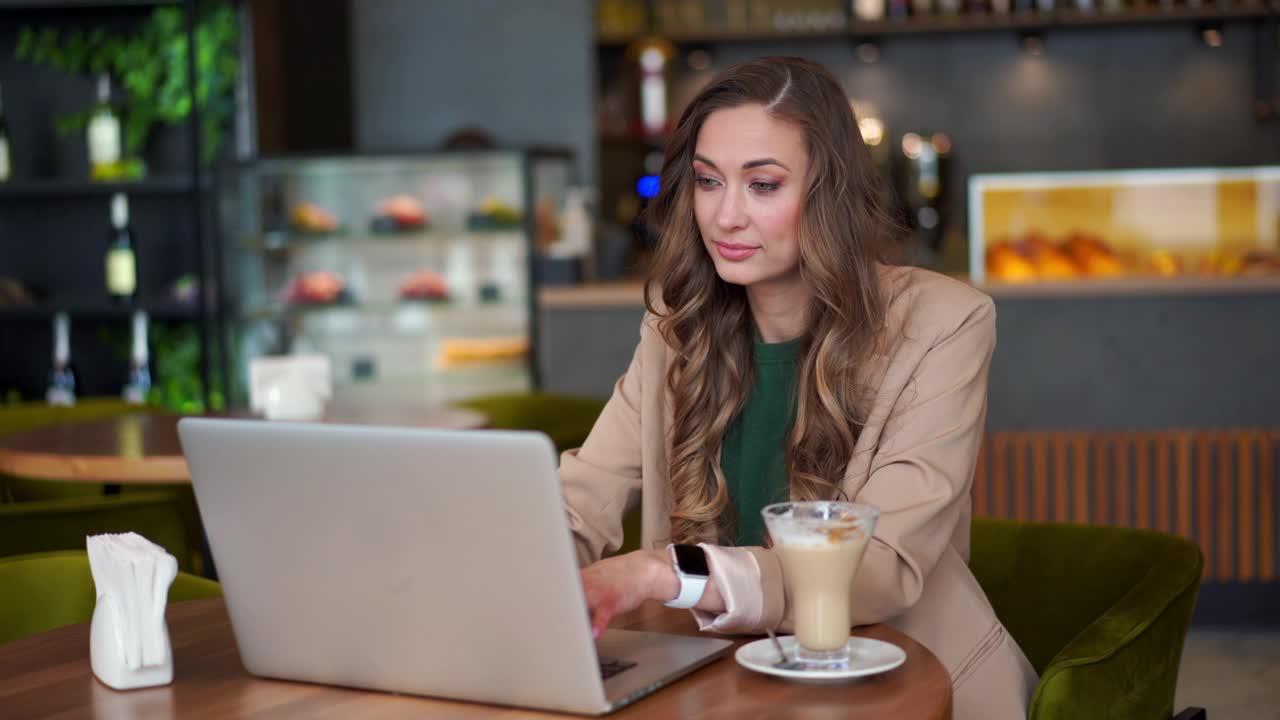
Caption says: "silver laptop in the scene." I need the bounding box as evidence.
[178,417,732,715]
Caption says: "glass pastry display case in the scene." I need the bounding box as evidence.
[968,166,1280,285]
[219,149,574,410]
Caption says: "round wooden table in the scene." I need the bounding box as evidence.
[0,407,489,485]
[0,598,953,719]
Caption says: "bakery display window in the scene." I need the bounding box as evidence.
[969,166,1280,285]
[218,149,574,409]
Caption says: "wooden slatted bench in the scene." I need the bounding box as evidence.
[973,430,1279,583]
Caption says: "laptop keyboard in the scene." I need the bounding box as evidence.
[598,657,637,680]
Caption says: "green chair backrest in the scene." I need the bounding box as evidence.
[3,476,104,503]
[0,550,221,646]
[0,398,138,437]
[0,493,192,573]
[452,392,607,454]
[970,517,1203,673]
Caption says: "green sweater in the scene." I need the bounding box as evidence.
[720,336,799,547]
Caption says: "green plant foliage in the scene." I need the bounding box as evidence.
[15,3,239,165]
[150,322,225,413]
[97,321,224,414]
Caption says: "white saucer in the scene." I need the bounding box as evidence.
[734,635,907,682]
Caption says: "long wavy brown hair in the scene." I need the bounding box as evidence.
[644,56,900,545]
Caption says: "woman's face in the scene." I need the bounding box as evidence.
[692,104,809,293]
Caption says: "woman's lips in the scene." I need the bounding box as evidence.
[714,241,760,261]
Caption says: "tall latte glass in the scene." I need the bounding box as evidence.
[761,501,879,668]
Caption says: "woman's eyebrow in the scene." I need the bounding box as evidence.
[743,158,789,171]
[693,154,789,171]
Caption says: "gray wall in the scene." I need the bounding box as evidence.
[540,306,645,398]
[350,0,596,186]
[541,292,1280,431]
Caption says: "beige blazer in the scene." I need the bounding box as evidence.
[560,266,1037,719]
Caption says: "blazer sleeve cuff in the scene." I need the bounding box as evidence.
[689,544,785,634]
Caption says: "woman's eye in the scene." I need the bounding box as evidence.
[750,181,779,193]
[695,176,721,190]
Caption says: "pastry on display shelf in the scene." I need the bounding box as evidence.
[289,203,341,234]
[371,195,429,233]
[467,196,522,230]
[1024,233,1080,280]
[1237,250,1280,276]
[987,229,1280,282]
[1061,232,1125,278]
[1147,250,1184,278]
[435,337,529,369]
[399,269,450,302]
[280,271,350,305]
[985,242,1038,283]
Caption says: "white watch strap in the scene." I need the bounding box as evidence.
[662,545,710,609]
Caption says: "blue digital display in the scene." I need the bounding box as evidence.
[636,175,661,199]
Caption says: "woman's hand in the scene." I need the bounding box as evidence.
[581,548,677,639]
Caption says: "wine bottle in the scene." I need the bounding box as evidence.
[87,74,122,180]
[122,310,152,405]
[46,312,77,407]
[0,81,11,182]
[106,192,137,304]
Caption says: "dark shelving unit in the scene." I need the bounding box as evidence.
[597,1,1276,44]
[0,301,201,320]
[0,0,225,406]
[0,0,176,7]
[0,176,208,199]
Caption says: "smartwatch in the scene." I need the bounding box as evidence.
[663,544,710,609]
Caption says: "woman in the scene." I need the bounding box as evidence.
[560,56,1036,718]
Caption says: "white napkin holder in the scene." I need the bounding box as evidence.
[249,354,332,421]
[87,533,179,690]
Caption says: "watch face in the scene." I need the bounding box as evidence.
[673,544,710,577]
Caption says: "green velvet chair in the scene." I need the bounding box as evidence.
[452,392,607,454]
[0,492,193,573]
[969,517,1205,720]
[0,550,221,646]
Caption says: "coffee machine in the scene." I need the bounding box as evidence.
[893,131,952,265]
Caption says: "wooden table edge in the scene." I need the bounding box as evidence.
[0,407,491,484]
[0,447,191,483]
[0,598,953,720]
